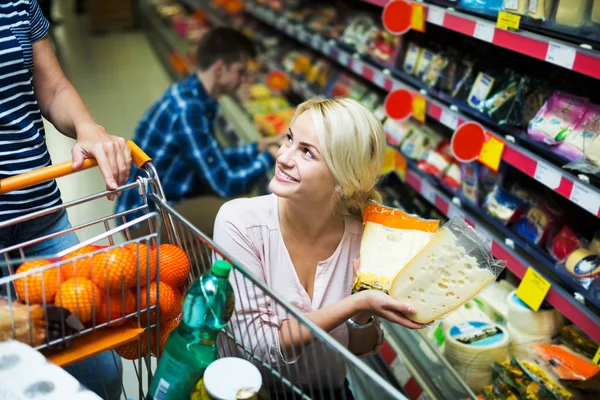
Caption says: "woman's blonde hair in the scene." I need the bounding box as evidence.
[290,98,386,219]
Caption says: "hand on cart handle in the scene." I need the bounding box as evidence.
[0,140,151,195]
[72,127,132,201]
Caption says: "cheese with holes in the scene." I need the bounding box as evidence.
[503,0,529,15]
[355,205,439,293]
[528,0,555,20]
[389,221,497,323]
[555,0,587,27]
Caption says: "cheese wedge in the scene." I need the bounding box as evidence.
[593,0,600,23]
[503,0,529,15]
[555,0,588,27]
[528,0,555,20]
[389,220,497,323]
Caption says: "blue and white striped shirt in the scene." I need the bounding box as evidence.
[0,0,60,221]
[116,74,274,222]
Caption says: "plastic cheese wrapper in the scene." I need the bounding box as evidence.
[354,204,439,293]
[389,216,505,324]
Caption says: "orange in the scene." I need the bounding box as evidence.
[156,244,190,288]
[14,260,61,304]
[139,282,181,324]
[115,334,149,360]
[90,247,137,292]
[124,243,156,285]
[151,319,179,356]
[61,245,101,280]
[97,290,136,327]
[55,278,103,324]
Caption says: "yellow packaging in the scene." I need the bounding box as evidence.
[354,204,439,293]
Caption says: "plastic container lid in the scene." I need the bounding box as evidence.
[204,357,262,400]
[212,260,232,277]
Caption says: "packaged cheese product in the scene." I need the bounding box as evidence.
[507,291,565,337]
[354,204,439,293]
[389,217,505,323]
[555,0,588,28]
[528,0,555,20]
[593,0,600,23]
[503,0,529,15]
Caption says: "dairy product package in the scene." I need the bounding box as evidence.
[528,92,588,146]
[562,104,600,172]
[389,217,505,323]
[503,0,529,15]
[473,281,511,325]
[528,0,555,20]
[507,291,566,337]
[593,0,600,23]
[555,0,588,28]
[354,204,439,294]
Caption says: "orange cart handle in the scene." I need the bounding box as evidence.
[0,141,152,195]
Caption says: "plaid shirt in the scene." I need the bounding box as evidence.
[116,75,273,222]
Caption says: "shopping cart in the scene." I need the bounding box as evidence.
[0,142,406,400]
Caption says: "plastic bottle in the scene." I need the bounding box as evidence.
[148,260,235,400]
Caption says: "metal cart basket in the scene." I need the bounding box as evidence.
[0,142,406,400]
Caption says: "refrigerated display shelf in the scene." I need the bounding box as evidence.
[361,0,600,80]
[247,3,600,219]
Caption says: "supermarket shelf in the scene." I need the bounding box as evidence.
[401,165,600,343]
[247,3,600,218]
[360,1,600,80]
[46,327,144,367]
[381,323,476,400]
[218,96,262,144]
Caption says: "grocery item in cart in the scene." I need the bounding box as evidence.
[148,260,234,400]
[191,357,267,400]
[14,260,62,304]
[389,217,505,323]
[55,278,103,324]
[354,204,439,293]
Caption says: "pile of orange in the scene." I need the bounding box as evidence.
[13,243,191,331]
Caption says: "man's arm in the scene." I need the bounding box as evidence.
[31,37,132,198]
[178,105,274,197]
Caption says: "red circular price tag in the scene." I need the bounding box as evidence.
[384,89,413,121]
[382,0,412,35]
[450,122,486,162]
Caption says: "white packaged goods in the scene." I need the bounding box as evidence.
[507,322,554,359]
[355,204,439,293]
[442,300,492,329]
[389,217,505,323]
[443,321,510,393]
[506,291,565,337]
[0,340,102,400]
[503,0,529,15]
[474,282,511,325]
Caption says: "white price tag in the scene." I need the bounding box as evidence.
[440,109,459,130]
[373,69,385,88]
[311,35,322,49]
[474,21,495,43]
[570,181,600,216]
[421,182,436,204]
[545,42,576,70]
[352,58,364,75]
[338,51,351,66]
[534,163,561,190]
[427,7,445,26]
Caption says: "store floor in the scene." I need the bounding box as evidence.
[44,1,171,398]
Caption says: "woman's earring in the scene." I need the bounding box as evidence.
[336,185,342,193]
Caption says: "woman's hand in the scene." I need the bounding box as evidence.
[72,123,132,201]
[352,290,428,330]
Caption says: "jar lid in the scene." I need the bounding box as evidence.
[204,358,262,400]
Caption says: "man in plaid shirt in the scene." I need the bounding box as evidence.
[116,28,282,236]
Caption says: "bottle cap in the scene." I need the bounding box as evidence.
[204,357,262,400]
[212,260,232,277]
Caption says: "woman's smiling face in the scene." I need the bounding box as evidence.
[269,111,337,203]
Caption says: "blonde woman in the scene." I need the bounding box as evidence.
[214,98,425,398]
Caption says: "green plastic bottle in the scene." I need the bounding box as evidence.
[148,260,235,400]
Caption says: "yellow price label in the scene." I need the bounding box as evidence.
[411,4,426,33]
[497,11,521,31]
[516,267,551,312]
[412,95,426,123]
[478,134,505,172]
[593,347,600,366]
[382,147,397,175]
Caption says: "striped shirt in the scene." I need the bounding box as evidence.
[116,74,274,222]
[0,1,60,221]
